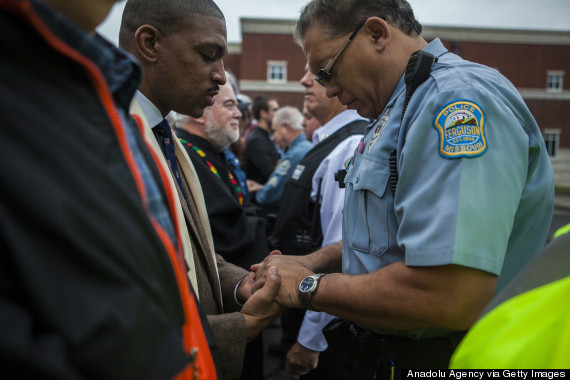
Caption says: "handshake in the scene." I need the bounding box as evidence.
[237,250,320,342]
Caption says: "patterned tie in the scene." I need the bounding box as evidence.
[154,118,186,200]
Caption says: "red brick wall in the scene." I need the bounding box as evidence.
[240,33,306,81]
[239,90,304,112]
[224,54,241,79]
[232,31,570,147]
[437,40,570,89]
[526,99,570,147]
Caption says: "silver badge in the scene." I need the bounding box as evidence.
[368,107,392,150]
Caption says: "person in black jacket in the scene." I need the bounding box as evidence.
[242,95,281,184]
[0,0,219,378]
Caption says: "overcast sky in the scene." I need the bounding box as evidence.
[97,0,570,45]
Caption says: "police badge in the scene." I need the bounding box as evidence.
[368,107,392,151]
[433,100,487,158]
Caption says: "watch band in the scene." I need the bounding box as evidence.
[298,273,327,311]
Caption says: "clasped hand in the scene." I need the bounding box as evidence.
[250,250,314,309]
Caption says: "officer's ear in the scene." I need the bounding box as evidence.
[363,17,391,54]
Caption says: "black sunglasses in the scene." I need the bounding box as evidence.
[314,19,367,87]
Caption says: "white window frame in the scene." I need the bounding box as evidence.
[546,70,564,93]
[544,128,561,158]
[267,60,287,84]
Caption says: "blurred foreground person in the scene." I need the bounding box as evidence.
[450,231,570,368]
[0,0,216,378]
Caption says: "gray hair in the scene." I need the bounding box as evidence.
[273,106,304,131]
[294,0,422,45]
[119,0,224,50]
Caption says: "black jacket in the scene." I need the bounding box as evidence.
[177,131,268,269]
[242,126,280,183]
[0,1,204,378]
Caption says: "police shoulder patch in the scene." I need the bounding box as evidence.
[433,99,487,159]
[276,159,291,175]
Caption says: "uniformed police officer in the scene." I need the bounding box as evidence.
[253,0,554,376]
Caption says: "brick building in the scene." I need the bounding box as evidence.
[224,18,570,161]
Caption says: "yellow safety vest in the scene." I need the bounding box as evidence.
[450,275,570,368]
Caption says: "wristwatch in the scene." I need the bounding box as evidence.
[298,273,327,311]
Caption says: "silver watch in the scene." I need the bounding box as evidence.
[298,273,327,311]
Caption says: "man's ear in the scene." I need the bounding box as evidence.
[134,24,161,63]
[259,109,268,121]
[363,17,391,53]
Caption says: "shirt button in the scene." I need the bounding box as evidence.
[355,175,360,184]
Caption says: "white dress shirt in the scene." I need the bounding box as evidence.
[298,110,367,351]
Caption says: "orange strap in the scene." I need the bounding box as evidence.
[133,115,218,379]
[6,1,217,378]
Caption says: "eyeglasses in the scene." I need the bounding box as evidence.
[314,19,367,87]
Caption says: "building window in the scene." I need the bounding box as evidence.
[546,71,564,92]
[544,129,560,158]
[267,61,287,83]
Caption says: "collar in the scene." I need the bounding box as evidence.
[422,38,449,59]
[370,38,450,128]
[288,134,309,150]
[31,0,141,109]
[313,110,367,144]
[135,91,164,128]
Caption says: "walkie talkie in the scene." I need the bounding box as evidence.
[401,49,436,120]
[390,50,437,196]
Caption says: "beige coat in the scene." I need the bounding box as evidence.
[131,99,248,379]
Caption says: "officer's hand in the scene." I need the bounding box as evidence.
[251,252,312,308]
[241,266,284,342]
[285,341,319,379]
[250,249,283,273]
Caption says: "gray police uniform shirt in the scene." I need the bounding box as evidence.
[342,38,554,337]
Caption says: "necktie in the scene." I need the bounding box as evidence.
[154,118,186,200]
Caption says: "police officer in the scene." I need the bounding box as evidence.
[253,0,554,376]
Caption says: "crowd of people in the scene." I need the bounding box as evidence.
[1,0,566,379]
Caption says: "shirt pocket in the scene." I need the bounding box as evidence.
[344,154,392,257]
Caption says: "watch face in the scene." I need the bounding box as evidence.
[299,277,316,292]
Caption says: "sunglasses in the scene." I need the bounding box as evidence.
[314,19,367,87]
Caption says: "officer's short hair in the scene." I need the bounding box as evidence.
[294,0,422,45]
